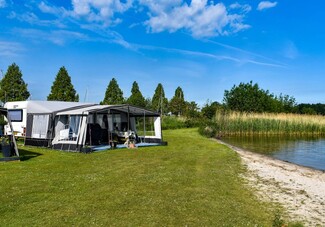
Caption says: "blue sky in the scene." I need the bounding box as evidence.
[1,0,325,106]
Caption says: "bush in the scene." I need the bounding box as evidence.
[161,116,187,130]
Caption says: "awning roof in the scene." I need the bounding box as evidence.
[56,104,160,117]
[5,101,95,114]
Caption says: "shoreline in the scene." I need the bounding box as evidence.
[217,139,325,226]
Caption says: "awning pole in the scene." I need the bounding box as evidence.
[143,110,146,141]
[127,105,130,131]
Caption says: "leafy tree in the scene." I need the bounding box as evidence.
[224,81,297,113]
[169,86,186,116]
[224,81,269,112]
[126,81,146,107]
[296,103,325,115]
[145,97,153,110]
[151,83,168,114]
[101,78,124,104]
[47,66,79,102]
[184,101,200,118]
[201,101,222,119]
[276,93,296,113]
[0,63,30,102]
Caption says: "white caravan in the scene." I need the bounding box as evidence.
[4,101,94,139]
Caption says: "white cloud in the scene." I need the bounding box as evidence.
[257,1,278,11]
[0,0,7,8]
[144,0,250,38]
[71,0,133,25]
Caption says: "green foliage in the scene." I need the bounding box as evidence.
[224,81,272,112]
[126,81,146,107]
[297,103,325,115]
[169,86,186,116]
[201,100,222,119]
[47,66,79,102]
[102,78,124,104]
[151,83,168,114]
[0,129,278,226]
[161,116,187,129]
[272,211,285,227]
[161,116,206,129]
[101,78,125,105]
[184,101,200,118]
[0,63,30,102]
[224,81,296,113]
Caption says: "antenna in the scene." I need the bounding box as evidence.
[84,87,88,102]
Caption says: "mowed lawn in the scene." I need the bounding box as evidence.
[0,128,276,226]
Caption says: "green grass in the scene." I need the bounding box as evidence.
[0,128,281,226]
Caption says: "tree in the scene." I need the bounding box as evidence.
[151,83,168,114]
[0,63,30,102]
[169,86,186,116]
[201,100,222,119]
[101,78,124,104]
[47,66,79,102]
[184,101,200,118]
[126,81,146,107]
[223,81,297,113]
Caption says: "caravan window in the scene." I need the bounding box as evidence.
[8,109,23,122]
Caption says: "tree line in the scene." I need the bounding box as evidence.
[0,63,197,117]
[1,63,325,117]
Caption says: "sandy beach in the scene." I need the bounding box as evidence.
[218,140,325,226]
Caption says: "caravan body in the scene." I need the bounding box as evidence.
[4,101,28,137]
[4,101,95,146]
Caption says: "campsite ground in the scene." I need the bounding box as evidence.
[1,128,294,226]
[219,140,325,226]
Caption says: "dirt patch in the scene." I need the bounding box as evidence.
[218,140,325,226]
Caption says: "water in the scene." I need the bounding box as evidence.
[222,136,325,171]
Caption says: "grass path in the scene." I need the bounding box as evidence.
[0,129,276,226]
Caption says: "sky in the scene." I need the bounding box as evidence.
[1,0,325,106]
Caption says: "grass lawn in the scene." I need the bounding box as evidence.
[0,128,278,226]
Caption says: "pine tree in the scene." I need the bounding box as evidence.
[47,66,79,102]
[127,81,146,107]
[102,78,124,104]
[0,63,30,102]
[169,86,186,116]
[152,83,168,114]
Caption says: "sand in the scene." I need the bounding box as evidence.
[217,140,325,226]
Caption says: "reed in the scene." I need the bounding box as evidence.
[202,111,325,136]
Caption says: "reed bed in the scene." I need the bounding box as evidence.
[201,111,325,136]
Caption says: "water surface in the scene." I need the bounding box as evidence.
[222,136,325,171]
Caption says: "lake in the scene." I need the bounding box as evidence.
[221,136,325,171]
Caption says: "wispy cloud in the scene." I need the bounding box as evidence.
[0,0,7,8]
[204,39,287,67]
[257,1,278,11]
[135,44,286,68]
[0,40,24,57]
[13,28,89,46]
[283,41,299,59]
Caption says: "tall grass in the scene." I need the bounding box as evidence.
[200,110,325,137]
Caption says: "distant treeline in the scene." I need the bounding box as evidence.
[295,103,325,115]
[2,63,325,119]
